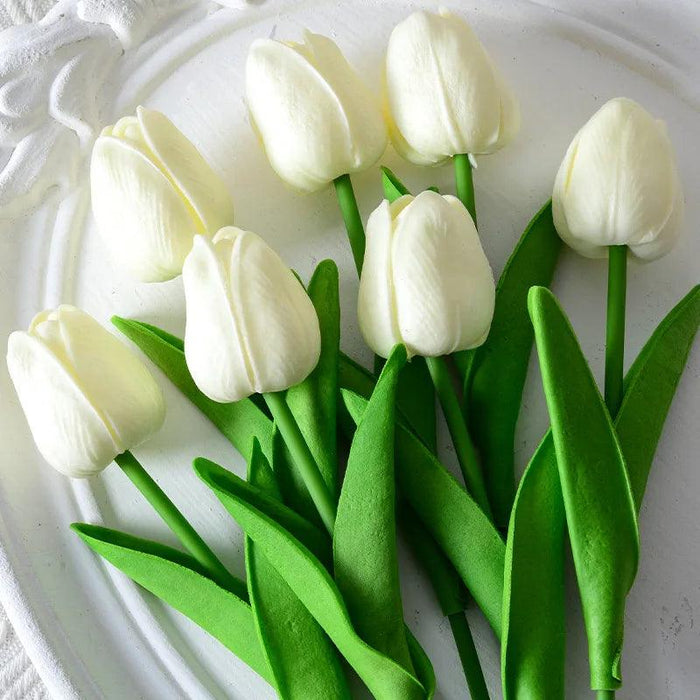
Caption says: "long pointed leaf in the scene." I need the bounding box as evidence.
[334,345,415,672]
[528,286,639,691]
[245,443,350,699]
[342,389,506,636]
[460,201,561,527]
[71,524,270,682]
[195,459,432,700]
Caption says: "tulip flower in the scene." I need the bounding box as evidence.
[7,305,240,592]
[91,106,235,283]
[183,227,335,532]
[552,97,683,414]
[358,190,494,514]
[7,305,165,477]
[385,9,519,221]
[246,31,387,273]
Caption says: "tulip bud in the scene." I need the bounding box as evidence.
[183,227,321,402]
[384,10,519,166]
[552,97,684,261]
[6,306,165,478]
[246,31,387,192]
[91,107,235,282]
[358,190,495,358]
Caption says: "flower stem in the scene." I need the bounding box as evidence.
[597,691,615,700]
[604,245,627,415]
[454,154,476,225]
[264,391,336,534]
[425,356,492,518]
[449,612,490,700]
[114,451,244,596]
[334,173,365,275]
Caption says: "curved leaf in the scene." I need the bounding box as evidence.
[334,346,415,671]
[460,200,561,527]
[245,442,350,699]
[196,458,432,700]
[528,286,639,691]
[71,524,270,682]
[342,389,506,636]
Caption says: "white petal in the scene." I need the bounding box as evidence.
[37,306,165,453]
[6,331,118,477]
[392,192,495,356]
[90,136,200,281]
[137,107,234,234]
[554,98,682,258]
[358,199,404,357]
[183,233,255,403]
[385,11,515,162]
[230,230,321,393]
[246,36,386,192]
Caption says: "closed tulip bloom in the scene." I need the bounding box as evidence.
[91,106,234,282]
[358,190,495,358]
[246,31,387,192]
[183,227,321,402]
[385,10,519,166]
[552,97,683,261]
[6,306,165,478]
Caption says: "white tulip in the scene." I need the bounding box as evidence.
[358,191,495,358]
[384,10,519,166]
[552,97,684,261]
[6,306,165,478]
[246,31,387,192]
[91,106,235,282]
[183,227,321,402]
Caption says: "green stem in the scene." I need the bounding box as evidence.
[597,691,615,700]
[115,451,243,596]
[449,613,490,700]
[334,173,365,275]
[264,392,336,534]
[454,154,476,225]
[425,356,492,518]
[604,246,627,415]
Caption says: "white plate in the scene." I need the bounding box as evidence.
[1,1,699,698]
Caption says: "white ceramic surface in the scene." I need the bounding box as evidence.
[1,1,699,698]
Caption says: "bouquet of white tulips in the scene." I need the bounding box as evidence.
[7,8,698,700]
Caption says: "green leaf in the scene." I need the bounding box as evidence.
[528,286,639,691]
[70,524,270,682]
[459,200,561,527]
[193,457,330,567]
[287,260,340,499]
[195,459,432,700]
[381,166,410,202]
[397,359,437,453]
[502,284,700,699]
[618,284,700,511]
[501,436,565,700]
[342,389,506,636]
[245,442,350,700]
[334,345,416,672]
[112,317,272,461]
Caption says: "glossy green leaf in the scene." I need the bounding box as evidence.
[194,457,330,567]
[334,345,415,671]
[502,284,700,699]
[528,286,639,691]
[245,442,350,700]
[342,389,506,636]
[381,166,410,201]
[195,458,432,700]
[287,260,340,499]
[71,524,270,682]
[112,317,272,460]
[459,200,561,527]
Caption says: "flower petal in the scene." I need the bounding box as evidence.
[90,136,199,281]
[183,232,255,403]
